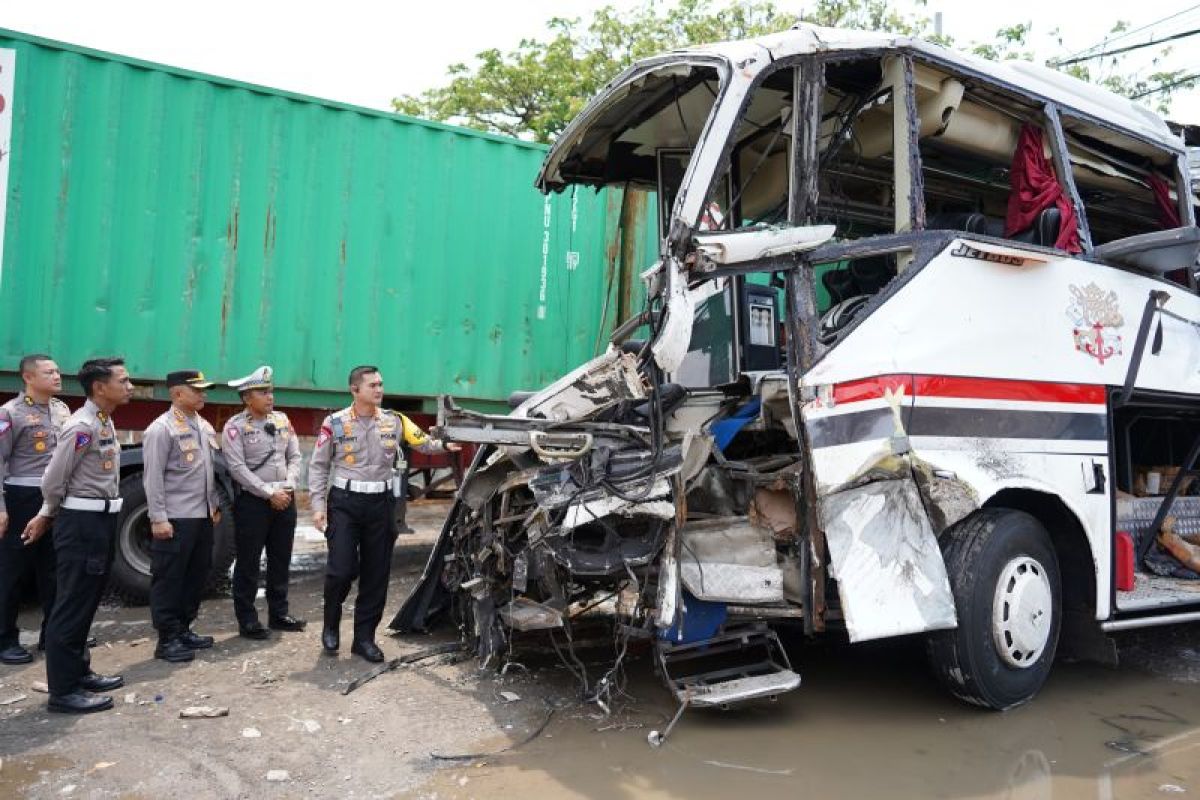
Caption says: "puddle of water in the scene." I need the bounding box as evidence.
[0,754,73,797]
[408,638,1200,800]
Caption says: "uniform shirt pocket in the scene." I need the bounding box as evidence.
[175,434,200,468]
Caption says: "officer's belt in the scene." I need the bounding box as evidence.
[331,477,388,494]
[62,496,124,513]
[4,476,42,488]
[261,481,291,492]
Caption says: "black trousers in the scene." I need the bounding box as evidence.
[149,517,212,642]
[0,485,56,649]
[44,509,115,695]
[324,488,396,642]
[232,492,296,626]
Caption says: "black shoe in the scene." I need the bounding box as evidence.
[0,644,32,665]
[154,638,195,663]
[321,627,339,654]
[268,615,307,632]
[179,630,214,650]
[397,523,416,535]
[79,673,124,692]
[48,690,113,714]
[239,621,270,640]
[350,640,384,663]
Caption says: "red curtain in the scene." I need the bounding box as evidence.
[1005,123,1082,253]
[1148,174,1182,229]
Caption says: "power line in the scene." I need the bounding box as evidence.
[1131,71,1200,98]
[1054,27,1200,66]
[1062,3,1200,60]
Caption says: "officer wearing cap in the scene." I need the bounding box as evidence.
[0,355,71,665]
[223,366,305,639]
[308,365,458,662]
[142,370,221,664]
[24,357,132,713]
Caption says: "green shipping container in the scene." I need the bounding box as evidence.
[0,29,656,413]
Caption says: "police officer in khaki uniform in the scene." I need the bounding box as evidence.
[24,357,132,713]
[308,365,457,662]
[142,370,220,664]
[222,366,305,639]
[0,355,71,664]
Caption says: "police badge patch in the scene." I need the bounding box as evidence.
[75,431,92,450]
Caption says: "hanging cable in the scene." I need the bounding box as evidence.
[1054,28,1200,66]
[1058,4,1200,62]
[1132,71,1200,98]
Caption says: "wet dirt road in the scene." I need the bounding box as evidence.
[410,632,1200,800]
[1,499,1200,798]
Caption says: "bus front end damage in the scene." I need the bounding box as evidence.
[391,332,808,718]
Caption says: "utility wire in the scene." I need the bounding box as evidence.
[1060,3,1200,61]
[1132,71,1200,98]
[1054,28,1200,66]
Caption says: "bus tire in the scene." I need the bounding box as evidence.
[926,508,1061,710]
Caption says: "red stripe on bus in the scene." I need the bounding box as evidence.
[830,375,1106,405]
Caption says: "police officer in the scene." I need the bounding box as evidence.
[143,370,220,664]
[0,355,71,665]
[24,357,132,713]
[309,365,457,662]
[223,366,305,639]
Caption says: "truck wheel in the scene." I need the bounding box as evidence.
[926,508,1061,710]
[110,476,153,604]
[109,474,237,604]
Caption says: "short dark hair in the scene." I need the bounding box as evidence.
[19,354,53,376]
[348,365,380,388]
[78,357,125,397]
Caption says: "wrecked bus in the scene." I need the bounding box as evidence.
[394,24,1200,721]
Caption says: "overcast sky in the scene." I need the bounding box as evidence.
[4,0,1200,123]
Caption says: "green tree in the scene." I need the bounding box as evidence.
[393,0,1196,141]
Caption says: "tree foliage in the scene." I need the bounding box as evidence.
[393,0,1196,142]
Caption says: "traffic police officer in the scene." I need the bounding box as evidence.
[0,355,71,664]
[308,365,457,662]
[25,357,132,713]
[222,366,305,639]
[142,370,220,664]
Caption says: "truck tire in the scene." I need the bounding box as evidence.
[109,473,236,604]
[926,508,1061,710]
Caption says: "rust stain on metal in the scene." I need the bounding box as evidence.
[226,206,240,251]
[618,190,648,323]
[263,205,276,257]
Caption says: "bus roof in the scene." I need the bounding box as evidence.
[679,23,1182,153]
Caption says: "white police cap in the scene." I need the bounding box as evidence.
[228,365,273,392]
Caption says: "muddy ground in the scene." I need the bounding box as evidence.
[2,500,1200,798]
